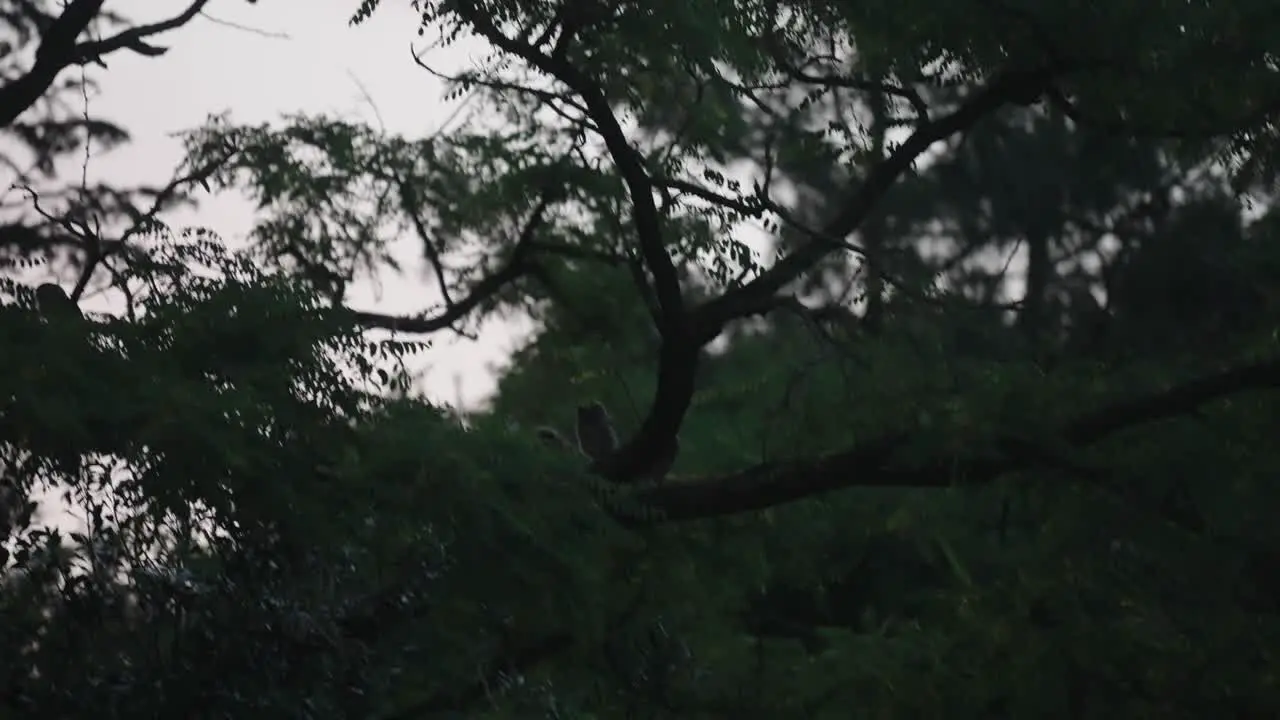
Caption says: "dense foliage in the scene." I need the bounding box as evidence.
[4,0,1280,717]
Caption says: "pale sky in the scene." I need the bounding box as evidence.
[58,0,518,408]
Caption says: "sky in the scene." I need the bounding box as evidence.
[62,0,518,408]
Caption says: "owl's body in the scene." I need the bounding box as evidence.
[538,401,678,483]
[35,283,82,321]
[575,402,618,462]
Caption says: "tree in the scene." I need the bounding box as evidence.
[201,0,1280,507]
[6,0,1280,717]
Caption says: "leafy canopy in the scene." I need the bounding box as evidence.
[4,0,1280,718]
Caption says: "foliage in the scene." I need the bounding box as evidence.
[0,238,635,717]
[4,0,1280,719]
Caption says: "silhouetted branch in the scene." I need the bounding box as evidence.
[350,191,556,334]
[631,356,1280,522]
[0,0,213,128]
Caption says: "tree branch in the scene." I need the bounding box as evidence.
[452,2,697,483]
[0,0,212,128]
[349,190,556,334]
[631,356,1280,522]
[689,65,1073,343]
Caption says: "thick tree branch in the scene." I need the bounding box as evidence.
[451,3,684,332]
[452,2,696,483]
[631,356,1280,522]
[689,66,1071,343]
[1065,358,1280,444]
[0,0,212,128]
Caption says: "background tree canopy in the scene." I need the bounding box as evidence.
[4,0,1280,717]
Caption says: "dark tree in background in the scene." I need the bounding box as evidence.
[5,0,1280,718]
